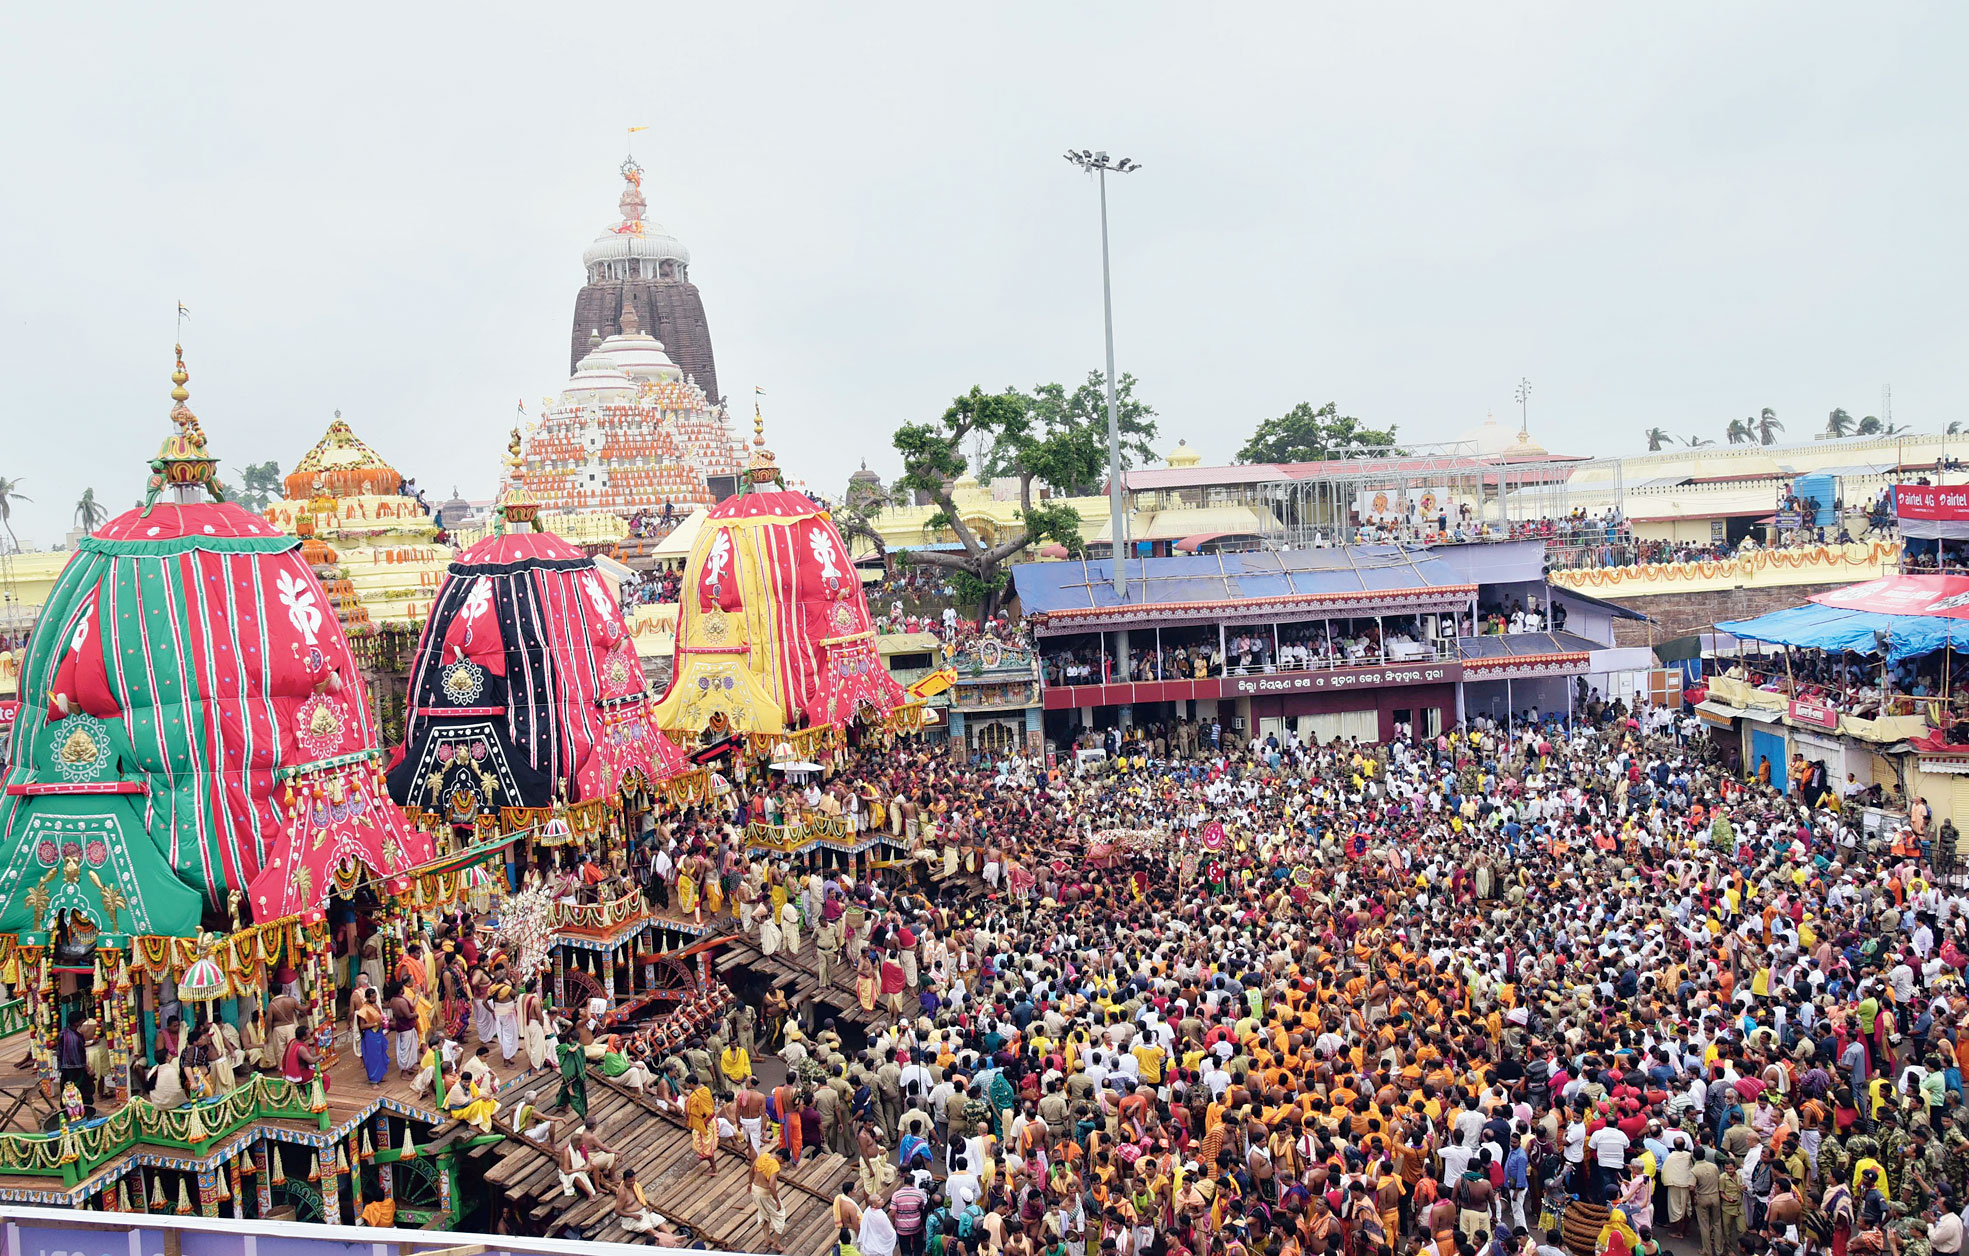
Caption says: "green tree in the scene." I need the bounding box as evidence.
[0,476,30,553]
[832,465,897,565]
[1643,427,1671,451]
[1857,415,1882,436]
[1825,408,1855,438]
[1683,434,1715,447]
[1236,401,1397,464]
[73,488,107,536]
[230,460,283,513]
[893,387,1090,623]
[1947,421,1962,435]
[1725,419,1752,445]
[1755,407,1783,446]
[981,371,1158,492]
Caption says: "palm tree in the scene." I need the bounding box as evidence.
[1683,435,1716,447]
[1825,408,1855,438]
[1857,415,1883,436]
[1883,422,1909,436]
[1948,421,1963,435]
[1725,419,1752,445]
[1643,427,1671,451]
[1755,408,1783,446]
[0,476,29,554]
[73,488,107,536]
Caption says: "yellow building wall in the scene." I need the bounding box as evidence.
[1630,518,1719,545]
[1907,767,1969,849]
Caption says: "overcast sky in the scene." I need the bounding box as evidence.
[1,3,1964,547]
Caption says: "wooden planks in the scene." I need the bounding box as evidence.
[481,1077,846,1253]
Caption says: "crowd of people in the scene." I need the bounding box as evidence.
[399,696,1969,1256]
[621,566,683,608]
[44,613,1969,1256]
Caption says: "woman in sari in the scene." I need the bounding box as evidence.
[1595,1208,1642,1256]
[355,988,389,1085]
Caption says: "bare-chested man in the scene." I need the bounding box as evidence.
[734,1075,769,1155]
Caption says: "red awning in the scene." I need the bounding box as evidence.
[1812,574,1969,618]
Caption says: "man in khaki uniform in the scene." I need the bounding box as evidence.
[1691,1147,1724,1256]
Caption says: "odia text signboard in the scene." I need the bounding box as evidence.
[1788,697,1840,730]
[1221,661,1462,697]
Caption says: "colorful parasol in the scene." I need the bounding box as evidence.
[179,954,231,1002]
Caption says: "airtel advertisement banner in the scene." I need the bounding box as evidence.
[1896,485,1969,521]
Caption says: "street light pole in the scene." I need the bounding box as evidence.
[1515,377,1532,437]
[1066,149,1141,597]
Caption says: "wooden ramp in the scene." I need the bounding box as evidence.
[481,1077,849,1253]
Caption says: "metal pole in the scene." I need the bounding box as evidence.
[1099,166,1126,598]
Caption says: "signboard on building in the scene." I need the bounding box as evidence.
[1896,485,1969,521]
[1354,486,1451,522]
[1774,512,1802,530]
[1788,697,1840,730]
[1221,661,1462,697]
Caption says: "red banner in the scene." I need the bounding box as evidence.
[1896,485,1969,521]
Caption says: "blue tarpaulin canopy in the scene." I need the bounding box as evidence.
[1717,603,1969,663]
[1013,545,1471,620]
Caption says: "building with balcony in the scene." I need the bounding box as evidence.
[1011,540,1656,747]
